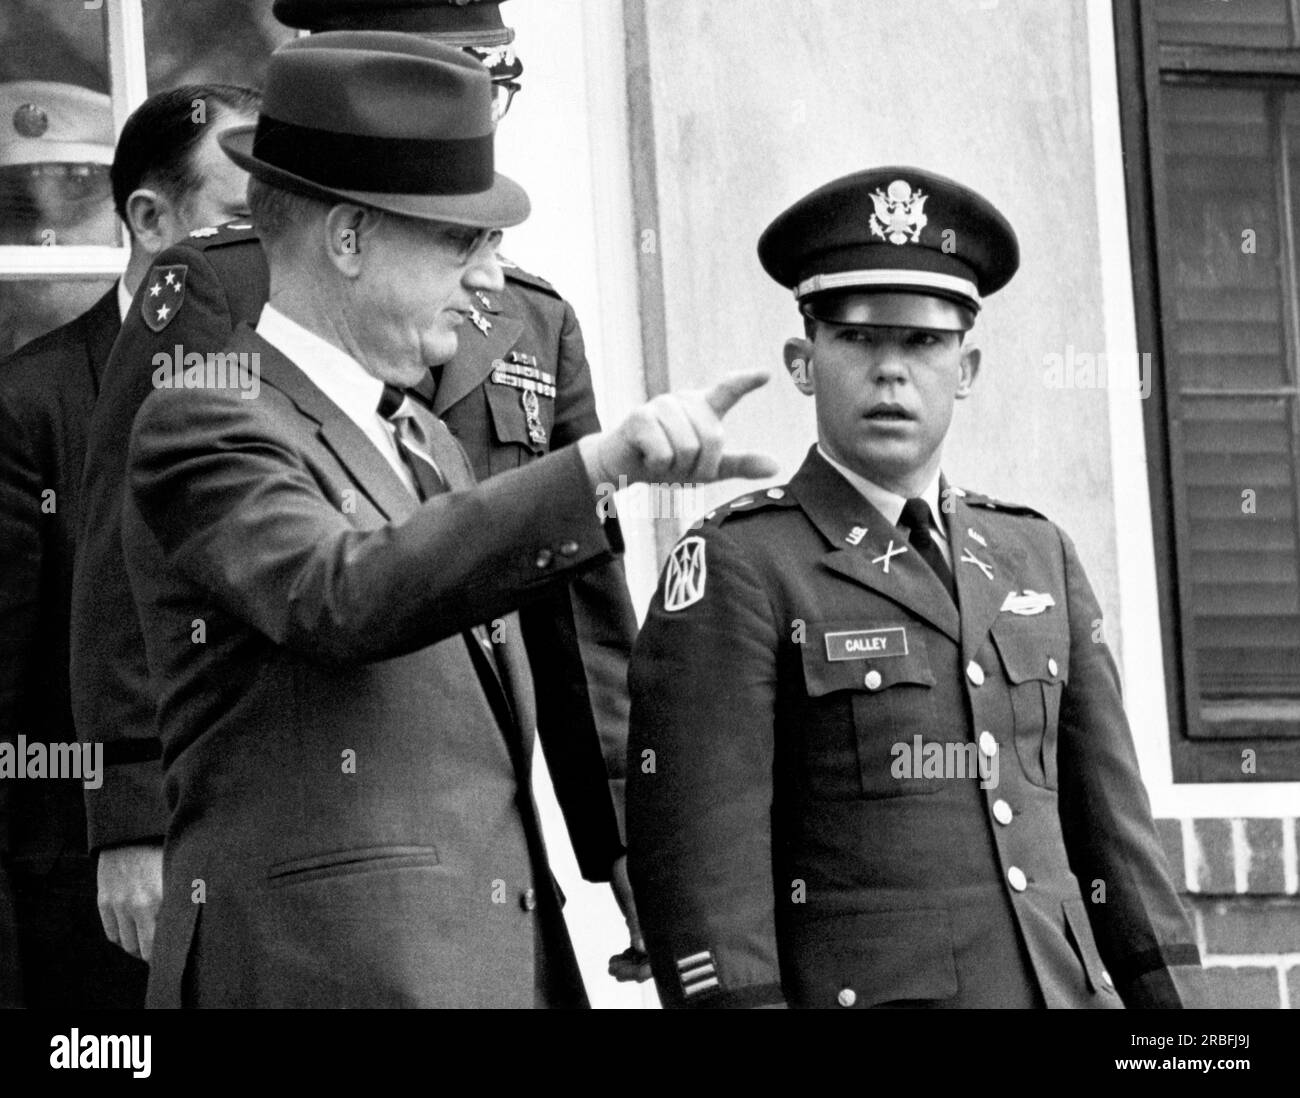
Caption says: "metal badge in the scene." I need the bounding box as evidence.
[872,539,908,573]
[869,180,928,245]
[13,103,48,138]
[521,388,547,445]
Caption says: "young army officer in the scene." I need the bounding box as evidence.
[69,0,649,984]
[626,167,1204,1009]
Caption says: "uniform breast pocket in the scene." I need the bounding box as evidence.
[486,377,554,458]
[801,624,938,798]
[990,618,1070,789]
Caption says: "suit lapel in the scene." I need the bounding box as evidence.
[951,492,1026,660]
[432,314,524,416]
[789,450,961,643]
[83,288,123,396]
[421,414,537,766]
[245,327,415,522]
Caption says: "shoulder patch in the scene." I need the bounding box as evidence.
[140,265,187,332]
[663,535,707,611]
[502,260,561,300]
[959,488,1049,520]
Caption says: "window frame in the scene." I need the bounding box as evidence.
[0,0,148,286]
[1115,0,1300,782]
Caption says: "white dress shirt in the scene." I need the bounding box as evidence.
[256,305,416,493]
[116,278,132,323]
[816,444,952,566]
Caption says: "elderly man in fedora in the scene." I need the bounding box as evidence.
[123,31,775,1009]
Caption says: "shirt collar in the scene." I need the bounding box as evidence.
[816,444,947,541]
[116,278,132,323]
[256,304,385,426]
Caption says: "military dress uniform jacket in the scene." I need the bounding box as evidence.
[627,448,1202,1009]
[70,222,635,880]
[0,289,148,1007]
[125,328,620,1007]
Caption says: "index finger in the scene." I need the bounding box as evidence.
[702,369,771,417]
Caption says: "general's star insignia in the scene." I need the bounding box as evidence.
[663,536,707,612]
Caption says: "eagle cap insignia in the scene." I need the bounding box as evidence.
[869,179,928,245]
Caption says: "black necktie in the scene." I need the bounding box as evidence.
[898,497,957,604]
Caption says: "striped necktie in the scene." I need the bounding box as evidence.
[377,382,455,500]
[375,384,525,740]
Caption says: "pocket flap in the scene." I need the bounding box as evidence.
[801,623,933,697]
[486,378,551,452]
[784,907,959,1008]
[991,619,1070,685]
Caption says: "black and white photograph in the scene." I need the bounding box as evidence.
[0,0,1296,1079]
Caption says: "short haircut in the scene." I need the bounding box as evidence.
[110,84,261,224]
[245,175,331,248]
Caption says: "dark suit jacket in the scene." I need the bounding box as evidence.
[72,223,633,880]
[125,328,621,1007]
[628,448,1203,1009]
[0,288,148,1007]
[0,289,118,869]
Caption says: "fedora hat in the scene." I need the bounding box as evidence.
[219,30,528,227]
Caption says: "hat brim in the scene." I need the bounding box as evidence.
[220,126,529,229]
[0,139,113,169]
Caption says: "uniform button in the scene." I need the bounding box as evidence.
[863,669,883,690]
[1007,866,1027,892]
[535,548,553,569]
[978,730,998,757]
[520,888,537,912]
[836,987,857,1007]
[966,661,985,686]
[1101,968,1114,990]
[558,539,580,557]
[992,799,1013,825]
[1047,656,1059,677]
[766,488,785,500]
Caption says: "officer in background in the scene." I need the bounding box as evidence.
[70,0,648,983]
[627,167,1204,1009]
[0,81,118,355]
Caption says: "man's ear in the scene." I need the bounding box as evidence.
[324,203,384,276]
[955,344,981,399]
[123,189,171,257]
[784,336,815,396]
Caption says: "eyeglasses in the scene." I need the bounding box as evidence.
[435,223,504,265]
[463,45,524,124]
[490,80,521,124]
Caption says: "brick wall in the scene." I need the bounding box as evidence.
[1156,818,1300,1008]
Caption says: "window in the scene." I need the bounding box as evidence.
[1116,0,1300,780]
[0,0,288,355]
